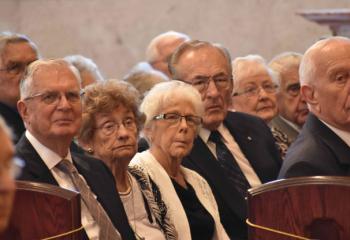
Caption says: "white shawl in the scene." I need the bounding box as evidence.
[130,150,229,240]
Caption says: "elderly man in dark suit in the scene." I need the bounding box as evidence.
[279,37,350,178]
[169,40,282,240]
[269,52,309,143]
[16,59,135,240]
[0,32,39,143]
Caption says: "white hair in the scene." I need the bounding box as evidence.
[146,31,190,63]
[64,55,103,82]
[140,80,204,129]
[232,54,279,86]
[269,52,302,85]
[19,59,81,99]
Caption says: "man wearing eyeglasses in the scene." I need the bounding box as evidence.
[269,52,309,143]
[16,59,135,240]
[0,32,39,143]
[169,40,282,239]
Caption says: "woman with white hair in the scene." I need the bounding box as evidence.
[130,81,229,240]
[230,55,290,159]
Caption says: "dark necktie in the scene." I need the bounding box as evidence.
[209,130,250,196]
[58,159,122,240]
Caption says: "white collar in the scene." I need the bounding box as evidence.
[199,123,226,144]
[320,121,350,148]
[25,130,73,170]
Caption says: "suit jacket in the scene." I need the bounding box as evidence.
[0,102,25,143]
[182,111,282,240]
[278,113,350,178]
[271,115,300,143]
[16,135,136,240]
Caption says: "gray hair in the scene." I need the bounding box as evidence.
[169,40,232,80]
[146,31,190,63]
[0,31,39,57]
[64,55,103,82]
[140,80,204,131]
[269,52,302,85]
[123,62,168,97]
[232,54,279,86]
[19,59,81,99]
[299,36,350,86]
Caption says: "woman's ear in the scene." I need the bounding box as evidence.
[77,138,94,154]
[142,125,153,144]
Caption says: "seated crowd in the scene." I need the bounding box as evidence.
[0,30,349,240]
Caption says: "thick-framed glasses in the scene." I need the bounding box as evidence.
[153,112,202,127]
[182,74,232,93]
[23,90,83,105]
[232,83,278,97]
[95,118,137,136]
[0,61,34,75]
[286,83,301,97]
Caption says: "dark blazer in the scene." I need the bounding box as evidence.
[16,135,136,240]
[0,102,25,143]
[183,111,282,240]
[278,113,350,178]
[271,115,300,143]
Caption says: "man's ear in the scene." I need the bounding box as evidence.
[17,100,28,123]
[301,84,320,112]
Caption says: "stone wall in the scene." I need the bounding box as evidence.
[1,0,349,79]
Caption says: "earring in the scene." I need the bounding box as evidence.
[87,147,94,154]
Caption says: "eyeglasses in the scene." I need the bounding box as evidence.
[23,90,83,105]
[0,61,35,75]
[232,83,278,97]
[286,83,301,97]
[95,118,137,136]
[182,74,232,93]
[153,112,202,127]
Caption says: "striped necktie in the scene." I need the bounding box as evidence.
[209,130,250,196]
[58,159,122,240]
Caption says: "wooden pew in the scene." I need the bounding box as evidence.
[0,181,82,240]
[247,176,350,240]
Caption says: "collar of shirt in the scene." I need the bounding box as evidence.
[280,116,301,133]
[321,120,350,148]
[199,124,229,143]
[25,130,73,170]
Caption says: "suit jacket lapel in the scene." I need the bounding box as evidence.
[72,154,136,240]
[308,113,350,169]
[16,135,58,185]
[189,136,247,219]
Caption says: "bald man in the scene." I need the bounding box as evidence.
[279,37,350,178]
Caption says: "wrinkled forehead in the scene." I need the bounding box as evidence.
[32,61,80,87]
[310,39,350,68]
[235,61,271,83]
[180,47,230,74]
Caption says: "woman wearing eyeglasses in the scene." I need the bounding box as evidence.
[230,55,290,159]
[130,81,229,240]
[78,80,176,240]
